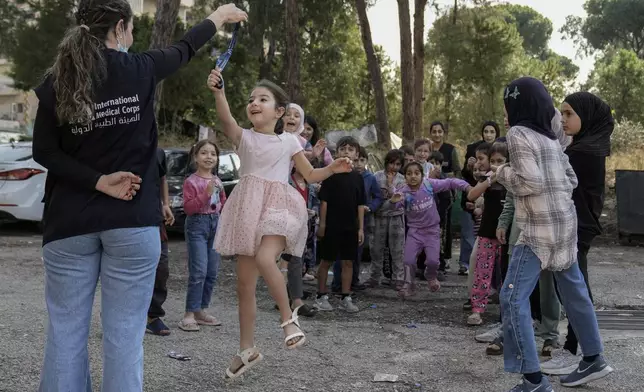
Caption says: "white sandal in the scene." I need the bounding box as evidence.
[224,347,264,380]
[280,305,306,349]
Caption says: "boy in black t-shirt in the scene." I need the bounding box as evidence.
[315,137,366,313]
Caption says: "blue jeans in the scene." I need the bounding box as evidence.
[502,245,603,374]
[185,214,221,312]
[332,244,361,290]
[39,227,160,392]
[459,211,475,269]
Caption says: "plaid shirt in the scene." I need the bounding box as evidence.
[497,126,579,271]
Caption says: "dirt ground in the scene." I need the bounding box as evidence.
[1,223,643,392]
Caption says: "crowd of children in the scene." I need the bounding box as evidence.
[143,70,616,391]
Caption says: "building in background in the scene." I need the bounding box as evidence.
[0,59,37,136]
[128,0,194,23]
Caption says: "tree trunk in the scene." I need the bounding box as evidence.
[397,0,415,143]
[284,0,301,103]
[443,0,457,125]
[259,32,276,80]
[413,0,428,138]
[355,0,391,149]
[149,0,181,117]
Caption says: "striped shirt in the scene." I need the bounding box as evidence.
[496,126,579,271]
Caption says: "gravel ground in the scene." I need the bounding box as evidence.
[0,224,643,392]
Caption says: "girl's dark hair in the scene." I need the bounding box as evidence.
[490,141,509,162]
[413,138,431,150]
[254,79,289,134]
[403,161,424,177]
[192,139,220,175]
[49,0,133,124]
[475,142,492,157]
[304,115,320,145]
[429,151,444,164]
[384,149,404,166]
[399,145,414,156]
[430,121,446,133]
[480,121,501,139]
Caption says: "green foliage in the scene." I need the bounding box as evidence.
[587,49,644,123]
[424,3,576,142]
[561,0,644,58]
[497,4,553,57]
[8,0,76,90]
[0,0,31,57]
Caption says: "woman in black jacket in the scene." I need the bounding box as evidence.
[32,2,246,390]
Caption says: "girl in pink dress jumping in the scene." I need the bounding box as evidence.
[207,69,352,379]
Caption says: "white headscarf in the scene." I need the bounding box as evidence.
[552,108,572,150]
[286,103,305,135]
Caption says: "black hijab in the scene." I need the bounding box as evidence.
[564,92,614,157]
[503,77,556,140]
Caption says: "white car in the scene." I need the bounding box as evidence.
[0,142,46,224]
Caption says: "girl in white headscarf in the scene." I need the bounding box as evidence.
[284,103,330,165]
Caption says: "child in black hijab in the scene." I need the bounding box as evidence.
[540,92,615,375]
[495,77,613,391]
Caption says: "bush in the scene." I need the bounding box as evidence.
[611,118,644,153]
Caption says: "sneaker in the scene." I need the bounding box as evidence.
[559,356,614,387]
[302,273,315,281]
[507,377,553,392]
[463,299,473,311]
[339,296,359,313]
[467,312,483,326]
[540,349,582,375]
[352,283,367,291]
[458,266,468,276]
[314,295,334,311]
[475,323,502,343]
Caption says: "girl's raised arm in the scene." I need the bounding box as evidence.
[292,151,352,184]
[207,69,242,147]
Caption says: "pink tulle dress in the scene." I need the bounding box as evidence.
[214,129,308,257]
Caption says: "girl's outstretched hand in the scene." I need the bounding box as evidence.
[207,69,225,93]
[312,139,326,158]
[329,157,352,173]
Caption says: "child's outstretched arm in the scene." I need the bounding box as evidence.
[292,151,352,184]
[428,177,471,194]
[207,69,242,147]
[467,178,492,201]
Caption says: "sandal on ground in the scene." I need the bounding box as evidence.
[224,347,264,380]
[541,339,560,357]
[178,319,200,332]
[280,305,306,349]
[428,279,441,292]
[146,318,171,336]
[195,314,222,326]
[486,337,503,355]
[397,282,416,298]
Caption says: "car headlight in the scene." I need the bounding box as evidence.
[170,195,183,209]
